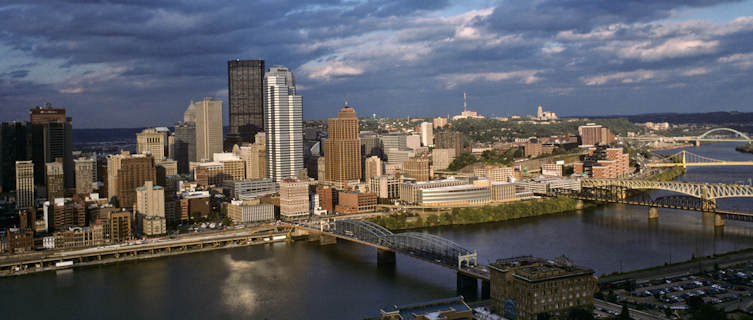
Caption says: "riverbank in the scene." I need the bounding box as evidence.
[736,143,753,154]
[648,166,685,181]
[369,197,582,230]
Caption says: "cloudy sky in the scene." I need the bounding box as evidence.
[1,0,753,128]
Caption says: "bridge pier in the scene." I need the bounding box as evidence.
[319,235,337,245]
[575,200,584,210]
[648,207,659,220]
[695,140,701,147]
[714,214,725,228]
[457,272,478,300]
[377,249,396,268]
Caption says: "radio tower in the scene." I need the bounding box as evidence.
[463,91,467,112]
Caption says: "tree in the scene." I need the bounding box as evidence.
[686,296,727,320]
[567,307,594,320]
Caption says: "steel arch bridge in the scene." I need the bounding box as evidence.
[697,128,751,142]
[327,219,477,269]
[648,150,753,168]
[582,178,753,200]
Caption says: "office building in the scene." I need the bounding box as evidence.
[381,133,407,151]
[222,179,277,200]
[192,161,224,186]
[385,148,415,165]
[369,175,401,200]
[335,191,377,214]
[433,117,448,129]
[227,59,265,144]
[578,124,615,147]
[135,181,165,218]
[541,163,563,177]
[525,140,543,158]
[573,146,630,178]
[474,166,515,182]
[74,157,95,195]
[434,131,464,157]
[405,134,421,150]
[185,98,223,162]
[360,132,382,158]
[137,128,168,160]
[108,210,132,244]
[325,105,362,183]
[15,161,34,209]
[227,199,274,223]
[178,191,211,221]
[419,122,433,147]
[1,121,31,193]
[30,105,73,188]
[402,157,431,181]
[378,296,472,320]
[214,152,246,181]
[116,154,155,208]
[45,160,65,201]
[364,156,382,182]
[237,132,267,179]
[52,225,104,249]
[489,256,596,320]
[173,122,196,174]
[399,178,465,204]
[51,198,86,231]
[265,66,303,181]
[316,185,338,213]
[418,183,491,206]
[431,148,455,170]
[279,179,309,219]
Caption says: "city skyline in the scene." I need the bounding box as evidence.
[0,1,752,128]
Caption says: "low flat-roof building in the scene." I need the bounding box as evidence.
[335,191,377,214]
[378,296,472,320]
[222,179,277,200]
[489,256,597,320]
[227,200,274,223]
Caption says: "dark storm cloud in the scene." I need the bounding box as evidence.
[0,0,752,127]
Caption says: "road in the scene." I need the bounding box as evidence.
[594,299,667,320]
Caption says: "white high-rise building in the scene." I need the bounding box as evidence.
[185,98,223,162]
[420,122,433,147]
[264,66,303,182]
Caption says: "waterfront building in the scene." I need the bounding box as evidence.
[136,181,165,218]
[431,148,455,170]
[316,185,338,213]
[141,216,166,236]
[30,105,73,188]
[178,191,211,221]
[578,124,615,147]
[402,157,431,181]
[74,157,95,195]
[279,179,309,219]
[137,128,168,160]
[15,161,34,209]
[0,121,31,193]
[227,199,275,223]
[378,296,472,320]
[420,122,433,147]
[489,256,597,320]
[173,122,196,174]
[369,175,401,200]
[514,177,581,195]
[325,105,362,183]
[573,146,630,178]
[52,225,105,249]
[108,210,132,244]
[491,182,516,201]
[51,198,86,231]
[3,229,34,253]
[227,59,265,144]
[185,98,223,162]
[335,191,377,214]
[265,66,304,181]
[364,156,382,182]
[399,178,465,204]
[418,183,490,206]
[222,179,278,200]
[434,131,464,157]
[45,160,65,201]
[433,117,448,129]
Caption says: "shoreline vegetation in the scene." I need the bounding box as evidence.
[736,143,753,154]
[370,166,686,231]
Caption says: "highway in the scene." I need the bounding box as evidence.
[594,299,667,320]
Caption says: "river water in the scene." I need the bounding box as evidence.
[3,143,753,319]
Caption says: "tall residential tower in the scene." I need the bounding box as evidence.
[324,105,361,183]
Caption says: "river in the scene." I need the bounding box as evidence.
[3,143,753,319]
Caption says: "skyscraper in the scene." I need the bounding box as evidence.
[228,60,265,145]
[30,105,73,189]
[116,154,155,208]
[185,98,223,162]
[173,122,196,174]
[15,160,34,209]
[0,121,31,193]
[420,122,433,147]
[265,66,303,182]
[137,128,168,160]
[46,160,65,201]
[74,157,94,195]
[324,105,362,183]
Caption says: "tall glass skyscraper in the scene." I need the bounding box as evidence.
[264,66,303,182]
[227,59,265,145]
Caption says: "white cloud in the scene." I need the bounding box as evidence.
[438,70,543,89]
[299,60,364,81]
[681,67,710,76]
[582,69,657,86]
[719,52,753,69]
[599,37,719,62]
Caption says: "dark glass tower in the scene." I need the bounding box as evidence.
[227,59,265,146]
[0,121,31,192]
[30,105,73,189]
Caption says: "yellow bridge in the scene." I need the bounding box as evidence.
[647,150,753,168]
